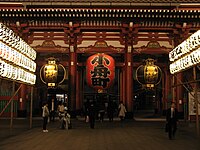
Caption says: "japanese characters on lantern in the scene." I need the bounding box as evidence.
[43,63,58,83]
[0,23,36,60]
[0,58,36,84]
[86,53,115,90]
[40,57,66,87]
[136,58,162,89]
[169,30,200,74]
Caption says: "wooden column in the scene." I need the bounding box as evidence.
[30,86,33,129]
[19,84,27,111]
[173,27,188,110]
[193,67,199,136]
[80,68,84,110]
[176,73,183,112]
[69,47,77,112]
[68,22,77,114]
[172,75,176,103]
[120,67,126,104]
[125,46,133,112]
[76,67,82,111]
[10,81,15,128]
[163,69,169,110]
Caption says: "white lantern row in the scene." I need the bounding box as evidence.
[0,23,36,60]
[169,30,200,62]
[0,41,36,72]
[0,58,36,85]
[170,47,200,74]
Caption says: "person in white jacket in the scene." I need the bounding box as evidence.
[118,101,127,121]
[42,102,49,132]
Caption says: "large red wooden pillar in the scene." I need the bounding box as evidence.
[69,46,77,112]
[125,46,133,112]
[123,22,135,115]
[19,84,26,110]
[173,30,185,112]
[68,22,77,113]
[18,84,27,116]
[120,67,126,104]
[66,22,79,115]
[176,73,183,112]
[76,67,83,111]
[172,26,191,112]
[163,69,170,109]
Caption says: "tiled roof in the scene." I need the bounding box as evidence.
[1,0,200,3]
[1,8,199,19]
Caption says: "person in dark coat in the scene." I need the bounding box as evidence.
[166,102,179,140]
[107,100,114,122]
[88,100,96,129]
[84,99,90,120]
[98,102,105,122]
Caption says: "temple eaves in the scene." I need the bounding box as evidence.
[0,0,200,8]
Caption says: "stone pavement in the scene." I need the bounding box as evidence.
[0,117,199,150]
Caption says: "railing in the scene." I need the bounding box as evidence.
[0,84,22,117]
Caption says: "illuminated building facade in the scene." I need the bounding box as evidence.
[0,0,200,118]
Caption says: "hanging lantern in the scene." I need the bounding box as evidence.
[86,53,115,91]
[40,57,66,87]
[136,58,162,89]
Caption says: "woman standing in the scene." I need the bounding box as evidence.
[118,101,127,121]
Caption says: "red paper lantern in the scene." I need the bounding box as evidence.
[86,53,115,90]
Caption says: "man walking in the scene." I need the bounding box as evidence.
[166,102,179,140]
[88,100,96,129]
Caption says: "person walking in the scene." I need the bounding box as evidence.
[88,100,96,129]
[49,99,56,122]
[42,102,49,132]
[118,101,127,121]
[57,102,65,117]
[166,102,179,140]
[107,100,114,122]
[57,102,65,128]
[98,102,105,122]
[84,99,90,122]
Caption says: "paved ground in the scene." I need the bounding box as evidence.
[0,117,199,150]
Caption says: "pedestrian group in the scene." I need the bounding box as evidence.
[42,99,180,140]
